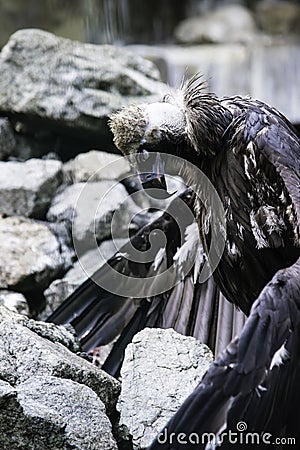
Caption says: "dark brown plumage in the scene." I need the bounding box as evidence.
[109,74,300,448]
[48,73,300,446]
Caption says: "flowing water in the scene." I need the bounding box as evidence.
[0,0,299,122]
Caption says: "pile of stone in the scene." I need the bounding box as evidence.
[0,28,212,449]
[0,28,167,315]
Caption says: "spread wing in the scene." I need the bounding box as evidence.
[47,188,246,377]
[149,257,300,450]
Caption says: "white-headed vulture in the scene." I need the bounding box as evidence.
[108,74,300,448]
[48,74,300,447]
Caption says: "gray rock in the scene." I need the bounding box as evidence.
[255,0,300,35]
[0,290,29,316]
[175,5,256,45]
[0,117,16,160]
[0,29,166,141]
[63,150,131,184]
[0,305,79,353]
[0,158,62,218]
[47,181,140,254]
[0,375,117,450]
[42,239,128,319]
[0,216,71,291]
[118,328,213,449]
[0,306,120,416]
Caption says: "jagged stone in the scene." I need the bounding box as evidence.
[0,376,117,450]
[0,158,62,218]
[0,216,71,291]
[118,328,213,449]
[0,29,166,143]
[0,306,120,417]
[47,181,140,254]
[0,305,79,352]
[63,150,131,184]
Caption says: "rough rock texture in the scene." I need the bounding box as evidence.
[175,5,256,44]
[0,290,29,316]
[118,328,213,449]
[0,305,79,352]
[0,29,166,141]
[0,117,16,160]
[47,181,140,254]
[0,216,71,291]
[0,376,118,450]
[63,150,131,184]
[42,239,128,319]
[0,158,62,218]
[255,0,300,35]
[0,307,120,416]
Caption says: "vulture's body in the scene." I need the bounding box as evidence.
[48,75,300,448]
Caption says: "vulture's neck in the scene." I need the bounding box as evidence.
[184,94,233,158]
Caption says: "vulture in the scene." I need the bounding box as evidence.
[48,74,300,447]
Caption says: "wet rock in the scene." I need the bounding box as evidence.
[0,375,117,450]
[255,0,300,35]
[0,118,16,160]
[0,29,166,144]
[63,150,131,184]
[0,216,71,292]
[0,290,29,316]
[0,306,120,416]
[118,328,213,449]
[175,5,256,45]
[47,181,140,254]
[0,158,62,218]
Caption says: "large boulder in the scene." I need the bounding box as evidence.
[0,216,72,292]
[118,328,213,449]
[0,158,62,218]
[47,181,140,254]
[0,376,117,450]
[0,306,120,412]
[0,306,120,448]
[0,29,166,144]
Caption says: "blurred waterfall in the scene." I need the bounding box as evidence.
[128,42,300,123]
[85,0,130,45]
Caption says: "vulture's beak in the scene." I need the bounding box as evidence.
[138,153,172,199]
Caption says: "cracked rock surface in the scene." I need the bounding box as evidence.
[117,328,213,449]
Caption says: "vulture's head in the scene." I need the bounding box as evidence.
[109,100,187,194]
[109,75,224,193]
